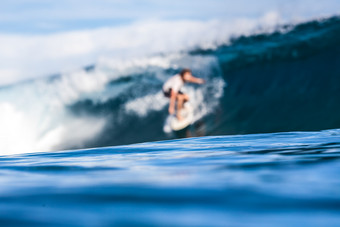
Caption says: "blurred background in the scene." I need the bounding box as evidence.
[0,0,339,154]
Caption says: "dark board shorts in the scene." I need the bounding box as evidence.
[163,89,183,98]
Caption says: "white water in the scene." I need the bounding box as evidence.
[0,10,338,155]
[0,11,285,86]
[0,52,224,155]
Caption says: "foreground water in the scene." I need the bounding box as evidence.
[1,130,340,226]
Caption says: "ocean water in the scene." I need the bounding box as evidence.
[0,12,340,226]
[1,16,340,154]
[1,130,340,226]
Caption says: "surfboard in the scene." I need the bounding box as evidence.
[170,102,194,131]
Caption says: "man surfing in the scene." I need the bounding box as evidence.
[163,69,205,121]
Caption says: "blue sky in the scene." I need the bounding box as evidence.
[0,0,339,34]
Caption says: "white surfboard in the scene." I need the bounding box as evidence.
[170,102,194,131]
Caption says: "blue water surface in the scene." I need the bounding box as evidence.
[1,130,340,226]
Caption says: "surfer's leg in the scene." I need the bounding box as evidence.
[183,94,189,103]
[176,95,183,113]
[176,94,189,120]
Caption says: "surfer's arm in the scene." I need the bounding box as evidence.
[169,90,177,114]
[187,76,205,84]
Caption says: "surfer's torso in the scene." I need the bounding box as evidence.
[162,74,184,93]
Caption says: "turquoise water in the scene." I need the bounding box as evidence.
[1,130,340,226]
[1,17,340,153]
[1,15,340,227]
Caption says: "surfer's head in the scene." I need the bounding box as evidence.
[180,68,192,82]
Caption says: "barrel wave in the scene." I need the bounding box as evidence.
[0,16,339,154]
[206,16,340,135]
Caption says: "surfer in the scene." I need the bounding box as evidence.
[163,69,205,121]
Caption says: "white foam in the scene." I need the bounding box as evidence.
[125,92,168,117]
[0,103,37,155]
[0,99,107,155]
[0,12,292,86]
[0,11,335,155]
[0,67,113,155]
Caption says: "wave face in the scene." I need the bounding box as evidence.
[206,16,340,135]
[0,16,340,154]
[1,130,340,226]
